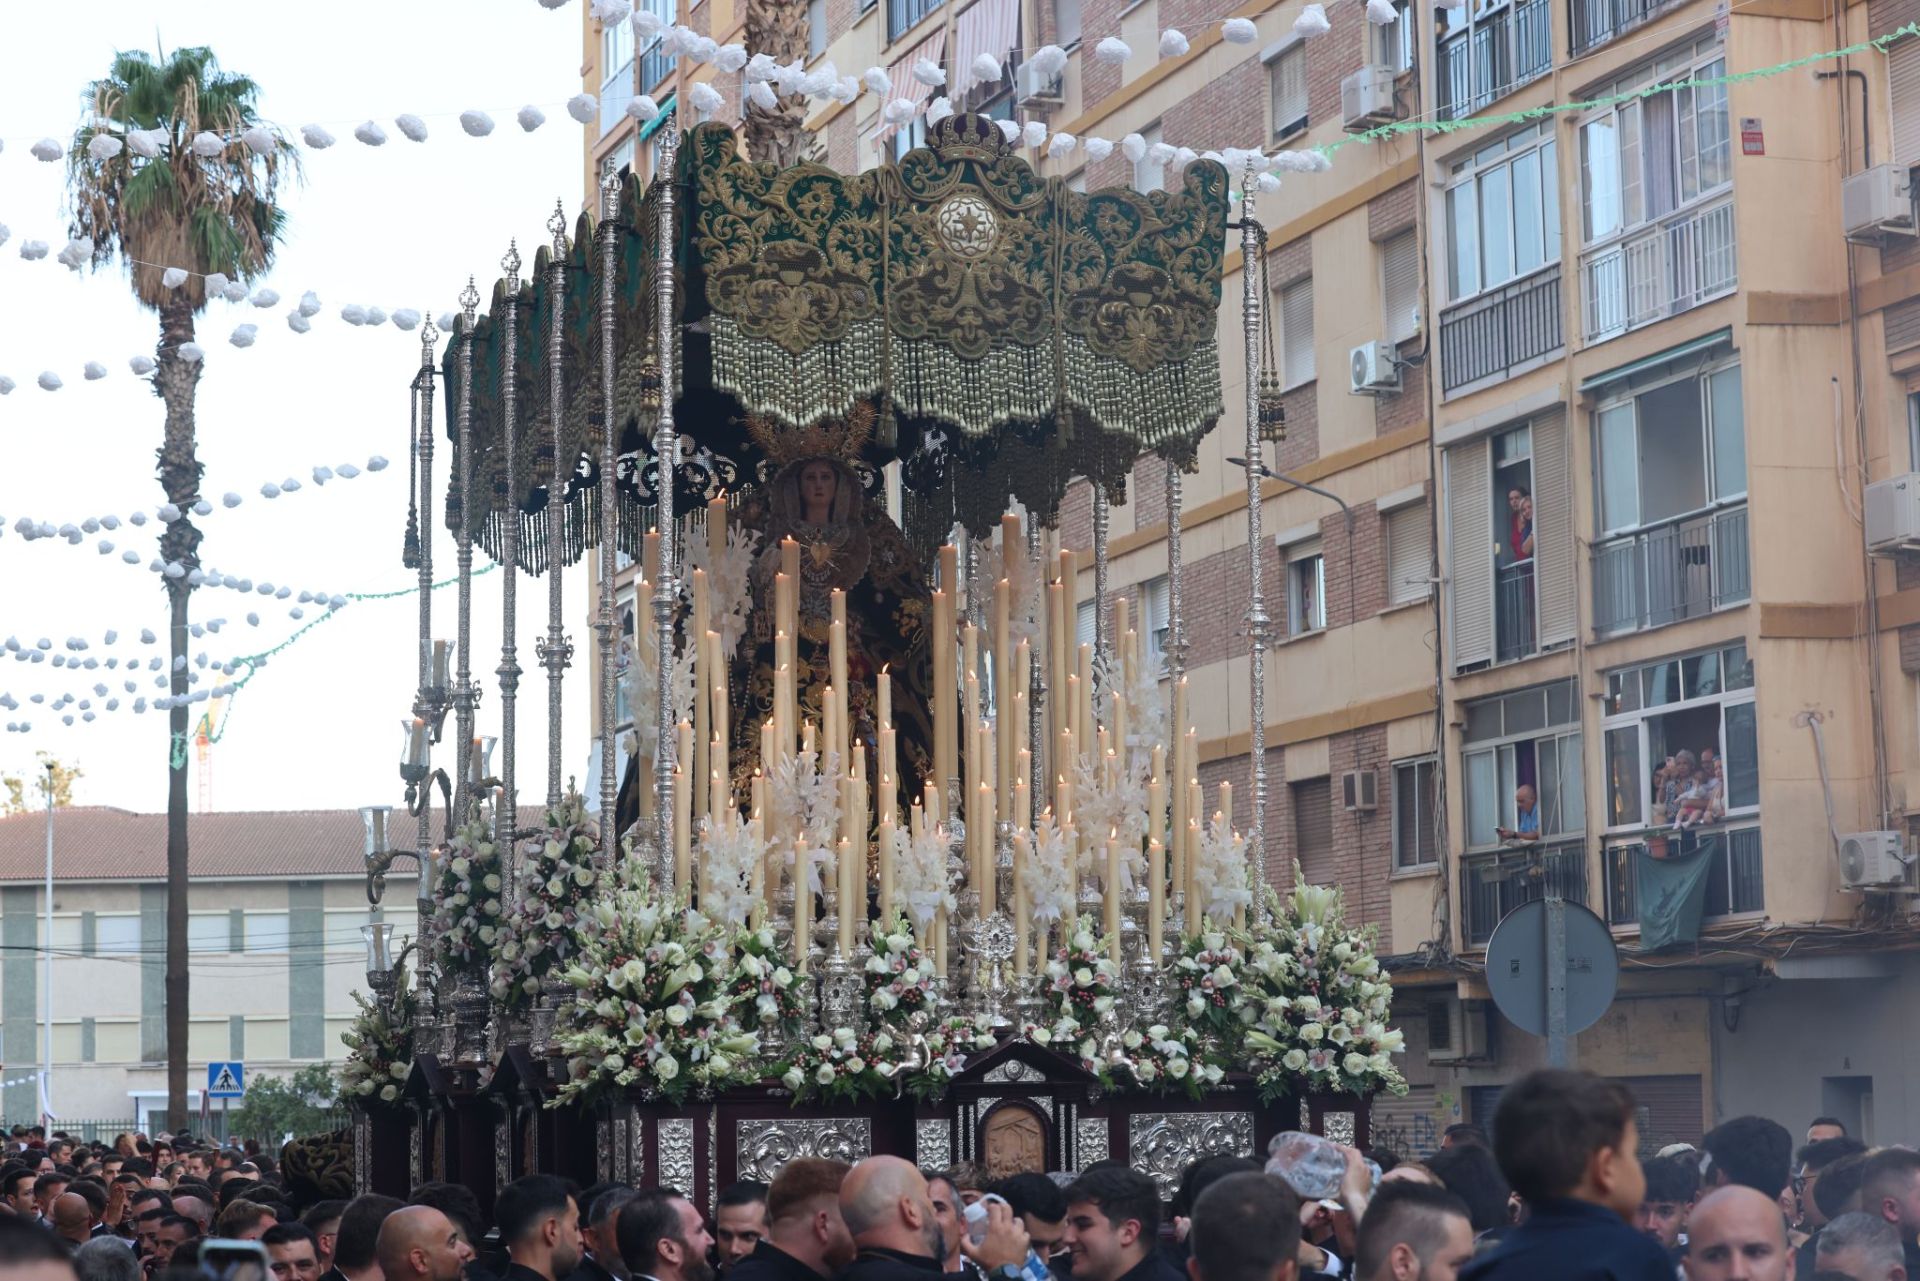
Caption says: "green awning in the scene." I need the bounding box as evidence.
[1579,327,1732,393]
[636,94,675,141]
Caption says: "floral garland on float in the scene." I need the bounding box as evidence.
[1025,916,1120,1068]
[489,796,602,1007]
[427,816,507,980]
[341,959,416,1107]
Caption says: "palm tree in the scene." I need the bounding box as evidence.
[743,0,808,168]
[66,46,296,1126]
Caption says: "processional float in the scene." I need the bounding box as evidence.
[341,115,1403,1211]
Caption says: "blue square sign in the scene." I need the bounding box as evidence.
[207,1061,245,1100]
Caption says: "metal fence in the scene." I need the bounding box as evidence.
[1495,561,1538,663]
[1571,0,1684,56]
[1436,0,1551,122]
[1461,842,1587,945]
[1581,197,1736,342]
[1605,821,1765,925]
[1591,503,1749,636]
[888,0,942,41]
[1440,264,1563,395]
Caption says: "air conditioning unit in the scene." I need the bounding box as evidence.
[1867,473,1920,553]
[1426,996,1493,1064]
[1341,769,1378,812]
[1015,60,1064,105]
[1350,341,1401,395]
[1840,830,1914,891]
[1843,165,1917,243]
[1341,65,1400,131]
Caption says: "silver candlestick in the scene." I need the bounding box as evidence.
[496,242,524,848]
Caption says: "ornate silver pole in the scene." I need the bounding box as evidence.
[414,320,440,866]
[596,170,621,859]
[1026,520,1045,806]
[652,121,681,874]
[540,203,573,811]
[497,242,524,847]
[1092,484,1111,698]
[1166,467,1187,680]
[1239,169,1272,876]
[452,278,481,825]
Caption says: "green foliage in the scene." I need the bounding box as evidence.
[224,1063,339,1144]
[1,754,82,815]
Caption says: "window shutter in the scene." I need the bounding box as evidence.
[1895,37,1920,166]
[1386,503,1432,606]
[1292,777,1334,883]
[1447,439,1496,669]
[1282,277,1315,386]
[1532,408,1576,647]
[1272,47,1308,136]
[1076,599,1096,647]
[1382,231,1420,344]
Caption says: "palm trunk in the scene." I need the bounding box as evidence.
[743,0,809,169]
[155,300,204,1129]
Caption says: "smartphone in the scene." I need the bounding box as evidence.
[198,1238,272,1281]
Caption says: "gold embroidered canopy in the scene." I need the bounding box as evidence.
[442,114,1230,569]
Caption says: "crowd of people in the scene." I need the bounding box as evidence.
[0,1069,1910,1281]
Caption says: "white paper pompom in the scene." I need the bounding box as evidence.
[241,125,276,156]
[127,128,163,158]
[287,310,311,335]
[971,53,1003,83]
[312,466,334,485]
[883,97,918,124]
[19,241,48,261]
[632,7,665,37]
[1293,4,1331,37]
[1021,120,1048,148]
[364,306,387,327]
[0,225,8,249]
[178,343,204,363]
[746,81,779,111]
[1080,136,1112,163]
[590,0,632,21]
[1047,132,1077,158]
[250,288,279,307]
[37,372,63,391]
[395,113,430,142]
[1222,16,1258,43]
[83,361,107,380]
[300,123,335,149]
[391,308,421,331]
[861,67,891,97]
[222,280,247,302]
[518,105,547,132]
[1094,36,1132,63]
[745,53,778,83]
[223,492,243,508]
[716,43,749,73]
[354,120,388,146]
[229,324,257,348]
[191,499,211,516]
[1159,28,1190,57]
[1174,146,1197,170]
[261,482,280,498]
[689,82,725,115]
[1368,0,1398,20]
[1121,133,1147,163]
[925,96,954,127]
[460,110,495,137]
[87,134,124,161]
[1030,44,1069,78]
[912,58,946,86]
[567,94,599,124]
[298,290,321,317]
[367,455,390,471]
[336,463,361,479]
[57,239,91,270]
[30,138,63,162]
[995,119,1022,144]
[129,355,156,375]
[0,377,14,396]
[1148,142,1177,168]
[437,312,457,332]
[689,35,720,63]
[627,95,661,122]
[191,131,225,156]
[341,303,368,326]
[204,272,230,297]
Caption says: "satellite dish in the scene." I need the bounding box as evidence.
[1484,898,1619,1039]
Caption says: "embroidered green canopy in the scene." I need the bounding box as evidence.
[442,114,1229,569]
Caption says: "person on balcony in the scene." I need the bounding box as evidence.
[1506,487,1534,562]
[1497,785,1540,845]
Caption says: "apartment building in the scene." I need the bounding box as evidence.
[581,0,1920,1147]
[0,808,417,1128]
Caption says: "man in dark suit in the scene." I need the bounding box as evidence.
[726,1159,854,1281]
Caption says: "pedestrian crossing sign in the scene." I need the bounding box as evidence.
[207,1061,245,1100]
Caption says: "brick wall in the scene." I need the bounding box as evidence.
[1277,385,1320,471]
[1321,499,1384,629]
[1328,725,1391,935]
[1374,376,1423,437]
[1161,0,1245,32]
[828,0,859,44]
[1165,57,1266,165]
[690,0,711,37]
[826,109,858,174]
[1180,537,1284,669]
[1059,480,1094,552]
[1368,180,1418,240]
[1081,0,1126,108]
[1132,453,1169,528]
[1087,149,1131,190]
[1305,5,1367,127]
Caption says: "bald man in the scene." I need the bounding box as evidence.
[378,1206,476,1281]
[50,1193,92,1247]
[838,1158,1027,1281]
[1682,1186,1794,1281]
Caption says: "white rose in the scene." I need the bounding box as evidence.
[1212,965,1237,987]
[1186,995,1205,1018]
[380,1083,400,1101]
[1078,1039,1097,1062]
[545,839,564,858]
[451,857,471,876]
[1168,1059,1190,1079]
[1093,995,1115,1015]
[1072,932,1094,952]
[1031,1027,1052,1045]
[782,1068,806,1091]
[1343,1052,1370,1077]
[1137,1062,1159,1082]
[484,873,502,892]
[1074,967,1094,986]
[574,867,596,887]
[665,1005,690,1026]
[1300,1022,1325,1043]
[655,1054,680,1081]
[816,1064,838,1085]
[847,1057,867,1073]
[812,1034,833,1051]
[773,967,794,989]
[603,1052,626,1072]
[1282,1048,1307,1071]
[834,1026,857,1047]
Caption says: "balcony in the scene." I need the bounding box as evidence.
[889,0,942,41]
[1604,820,1764,927]
[1580,197,1736,343]
[1571,0,1687,57]
[1440,264,1563,396]
[1437,0,1551,122]
[1462,842,1587,946]
[1591,502,1748,636]
[640,40,673,94]
[1496,560,1537,663]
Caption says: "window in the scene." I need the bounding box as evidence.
[1591,358,1747,633]
[1579,38,1730,246]
[1381,229,1420,344]
[892,116,929,163]
[1385,503,1431,606]
[95,915,139,956]
[1269,44,1307,141]
[809,0,829,58]
[187,914,228,955]
[1072,575,1171,676]
[1393,757,1438,868]
[1133,123,1165,194]
[638,0,675,91]
[1908,391,1920,472]
[1280,275,1315,387]
[1292,777,1334,883]
[1461,679,1582,851]
[1372,1,1414,73]
[1435,0,1550,121]
[600,13,637,137]
[1287,541,1325,636]
[245,913,291,953]
[1056,0,1082,47]
[1600,644,1755,829]
[1443,122,1560,302]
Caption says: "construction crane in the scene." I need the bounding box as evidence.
[193,697,226,813]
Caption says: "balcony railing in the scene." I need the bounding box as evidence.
[1591,502,1748,636]
[640,40,673,93]
[1440,264,1563,395]
[600,59,636,138]
[1571,0,1686,56]
[1462,842,1587,946]
[889,0,942,41]
[1496,559,1537,663]
[1580,196,1736,342]
[1437,0,1552,122]
[1605,820,1765,926]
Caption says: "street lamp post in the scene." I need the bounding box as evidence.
[42,762,54,1122]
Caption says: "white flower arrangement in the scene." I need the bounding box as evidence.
[1111,1021,1224,1098]
[488,796,601,1007]
[1191,811,1254,925]
[428,817,508,981]
[893,818,955,929]
[683,522,763,656]
[1026,917,1121,1072]
[726,925,807,1033]
[1072,753,1148,889]
[1024,812,1077,927]
[768,747,840,894]
[863,918,939,1024]
[341,962,416,1107]
[697,813,771,928]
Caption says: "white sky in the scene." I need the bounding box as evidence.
[0,2,600,815]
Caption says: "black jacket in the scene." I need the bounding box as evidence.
[1459,1198,1676,1281]
[567,1256,623,1281]
[839,1246,946,1281]
[733,1241,830,1281]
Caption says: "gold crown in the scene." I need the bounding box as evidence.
[745,402,875,469]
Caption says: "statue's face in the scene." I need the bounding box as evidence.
[800,461,838,514]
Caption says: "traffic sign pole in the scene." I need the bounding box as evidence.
[1545,889,1568,1067]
